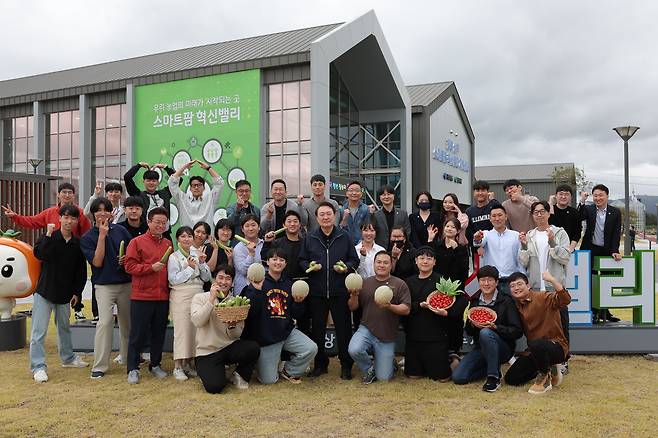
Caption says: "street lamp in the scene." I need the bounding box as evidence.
[613,126,640,255]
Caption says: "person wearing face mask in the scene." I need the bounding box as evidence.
[408,191,442,249]
[389,226,417,280]
[372,185,411,248]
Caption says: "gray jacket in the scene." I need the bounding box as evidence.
[373,207,411,248]
[260,199,309,233]
[518,225,571,291]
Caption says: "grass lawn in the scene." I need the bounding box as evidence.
[1,303,657,438]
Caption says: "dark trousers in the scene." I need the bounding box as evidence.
[560,306,570,344]
[404,339,451,381]
[309,295,353,370]
[504,339,565,385]
[195,340,260,394]
[440,295,469,353]
[127,300,169,372]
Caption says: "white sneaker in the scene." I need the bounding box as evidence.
[33,369,48,383]
[113,355,124,364]
[127,369,140,384]
[173,368,188,381]
[183,364,197,377]
[149,366,167,379]
[62,356,89,368]
[231,371,249,390]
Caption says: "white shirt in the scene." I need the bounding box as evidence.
[535,230,550,290]
[169,174,225,227]
[355,241,385,278]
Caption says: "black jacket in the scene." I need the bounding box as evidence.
[578,203,621,255]
[124,164,175,222]
[549,205,582,244]
[372,207,411,248]
[433,241,469,287]
[389,241,417,280]
[465,290,523,353]
[261,236,304,279]
[33,231,87,304]
[298,226,360,298]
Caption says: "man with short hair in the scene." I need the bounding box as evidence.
[548,184,582,253]
[578,184,622,323]
[117,196,148,238]
[501,179,538,233]
[225,179,260,237]
[260,179,308,234]
[303,174,339,232]
[338,181,371,246]
[3,182,92,319]
[452,266,522,392]
[80,197,133,379]
[299,201,360,379]
[473,205,525,295]
[241,248,317,384]
[465,180,499,257]
[123,207,172,384]
[124,162,176,222]
[168,159,225,227]
[84,181,126,224]
[504,271,571,394]
[30,205,89,383]
[348,251,410,383]
[372,185,411,248]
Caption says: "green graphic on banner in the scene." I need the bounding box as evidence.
[134,70,261,227]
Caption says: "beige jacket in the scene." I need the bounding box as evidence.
[190,292,244,357]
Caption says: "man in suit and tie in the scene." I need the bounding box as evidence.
[372,185,411,248]
[578,184,622,323]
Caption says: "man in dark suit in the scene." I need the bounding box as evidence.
[372,185,411,248]
[578,184,622,323]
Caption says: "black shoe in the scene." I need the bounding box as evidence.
[309,367,328,377]
[340,366,353,380]
[605,310,620,322]
[90,371,105,379]
[482,376,501,392]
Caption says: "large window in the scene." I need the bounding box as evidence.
[2,116,34,173]
[329,64,361,178]
[92,104,128,184]
[266,80,311,195]
[47,111,80,190]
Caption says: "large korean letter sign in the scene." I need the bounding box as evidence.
[565,250,656,325]
[134,70,261,227]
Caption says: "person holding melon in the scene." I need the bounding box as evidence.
[30,205,89,383]
[347,250,410,384]
[452,265,522,392]
[80,197,133,379]
[232,214,263,297]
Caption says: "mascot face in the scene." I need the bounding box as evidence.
[0,245,33,297]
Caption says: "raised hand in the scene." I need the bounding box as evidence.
[368,204,377,214]
[138,162,150,169]
[473,230,484,243]
[519,232,527,246]
[94,181,103,197]
[46,223,56,236]
[427,225,439,242]
[296,194,304,206]
[1,204,17,218]
[580,191,589,204]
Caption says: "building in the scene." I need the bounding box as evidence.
[611,193,646,232]
[0,10,474,229]
[476,162,576,204]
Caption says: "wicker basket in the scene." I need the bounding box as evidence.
[215,305,250,323]
[467,306,497,324]
[426,291,456,310]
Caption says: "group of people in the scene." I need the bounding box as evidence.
[2,159,624,395]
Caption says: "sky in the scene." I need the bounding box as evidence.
[1,0,657,198]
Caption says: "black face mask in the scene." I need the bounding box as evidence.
[418,202,432,211]
[391,240,405,248]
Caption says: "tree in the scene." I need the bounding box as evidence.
[550,165,592,193]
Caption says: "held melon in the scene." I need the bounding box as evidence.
[246,263,265,282]
[374,285,393,305]
[291,280,310,300]
[345,273,363,290]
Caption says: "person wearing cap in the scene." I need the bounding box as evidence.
[452,265,522,392]
[168,159,225,228]
[303,174,339,232]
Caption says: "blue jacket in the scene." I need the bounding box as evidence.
[80,225,133,285]
[298,226,360,298]
[240,273,304,346]
[338,201,370,246]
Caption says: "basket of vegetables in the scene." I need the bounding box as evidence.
[215,295,251,323]
[426,278,463,311]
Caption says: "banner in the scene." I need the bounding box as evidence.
[134,70,261,227]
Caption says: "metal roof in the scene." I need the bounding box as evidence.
[0,23,342,101]
[475,162,575,182]
[406,82,452,107]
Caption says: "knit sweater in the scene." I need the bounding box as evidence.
[190,292,244,357]
[502,195,538,233]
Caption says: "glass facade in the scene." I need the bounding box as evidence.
[92,104,128,184]
[329,64,360,178]
[266,80,311,195]
[46,110,80,190]
[2,116,34,173]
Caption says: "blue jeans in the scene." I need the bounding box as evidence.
[257,328,318,384]
[348,325,396,382]
[29,293,76,372]
[452,328,511,384]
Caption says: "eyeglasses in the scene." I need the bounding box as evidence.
[190,183,204,188]
[533,209,547,216]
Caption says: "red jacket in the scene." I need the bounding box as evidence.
[124,231,172,301]
[11,205,92,238]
